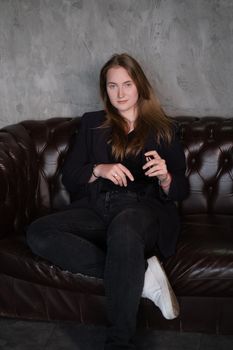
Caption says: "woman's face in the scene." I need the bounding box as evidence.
[106,66,139,120]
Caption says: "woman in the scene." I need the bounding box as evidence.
[27,53,189,349]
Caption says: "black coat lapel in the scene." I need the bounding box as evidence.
[92,126,112,164]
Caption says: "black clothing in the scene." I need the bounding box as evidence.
[27,191,160,350]
[27,110,189,350]
[62,110,189,258]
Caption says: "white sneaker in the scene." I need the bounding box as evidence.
[142,256,180,320]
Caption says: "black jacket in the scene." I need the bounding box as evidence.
[61,110,189,257]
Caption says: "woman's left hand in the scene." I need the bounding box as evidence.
[143,150,168,182]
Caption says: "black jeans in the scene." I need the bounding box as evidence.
[27,191,160,349]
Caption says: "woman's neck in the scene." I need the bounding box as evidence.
[120,107,138,124]
[122,114,138,133]
[127,121,135,133]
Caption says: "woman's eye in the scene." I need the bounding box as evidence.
[108,84,116,89]
[125,83,132,87]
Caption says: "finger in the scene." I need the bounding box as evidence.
[118,164,134,181]
[145,161,167,176]
[113,170,128,187]
[143,158,160,170]
[144,150,161,159]
[110,173,120,185]
[148,169,168,177]
[145,165,160,176]
[116,168,129,186]
[118,173,127,187]
[116,174,124,187]
[146,167,168,177]
[143,155,164,170]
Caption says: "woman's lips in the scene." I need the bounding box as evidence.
[117,100,128,104]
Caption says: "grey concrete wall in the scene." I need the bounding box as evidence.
[0,0,233,127]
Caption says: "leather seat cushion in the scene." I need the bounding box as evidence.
[0,235,104,295]
[1,214,232,299]
[165,215,233,297]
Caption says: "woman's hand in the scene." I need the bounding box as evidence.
[93,163,134,187]
[143,150,171,187]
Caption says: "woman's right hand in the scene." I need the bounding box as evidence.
[94,163,134,187]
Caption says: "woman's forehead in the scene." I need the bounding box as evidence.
[106,66,133,83]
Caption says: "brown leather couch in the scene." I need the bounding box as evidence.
[0,116,232,334]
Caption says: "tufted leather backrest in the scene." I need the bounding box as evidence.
[176,117,233,215]
[0,117,79,236]
[0,116,232,237]
[17,117,80,213]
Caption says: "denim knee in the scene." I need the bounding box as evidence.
[107,208,146,243]
[107,206,158,252]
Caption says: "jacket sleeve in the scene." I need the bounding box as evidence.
[159,126,189,202]
[61,113,94,196]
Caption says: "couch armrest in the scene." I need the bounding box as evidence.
[0,125,38,238]
[0,117,79,238]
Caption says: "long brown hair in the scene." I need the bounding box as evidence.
[99,53,174,161]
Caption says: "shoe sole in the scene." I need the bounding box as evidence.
[148,256,180,320]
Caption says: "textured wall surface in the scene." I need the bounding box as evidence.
[0,0,233,127]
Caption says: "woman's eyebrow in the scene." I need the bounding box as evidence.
[107,80,132,85]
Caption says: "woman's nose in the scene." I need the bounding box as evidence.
[117,86,124,98]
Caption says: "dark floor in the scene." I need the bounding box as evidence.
[0,317,233,350]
